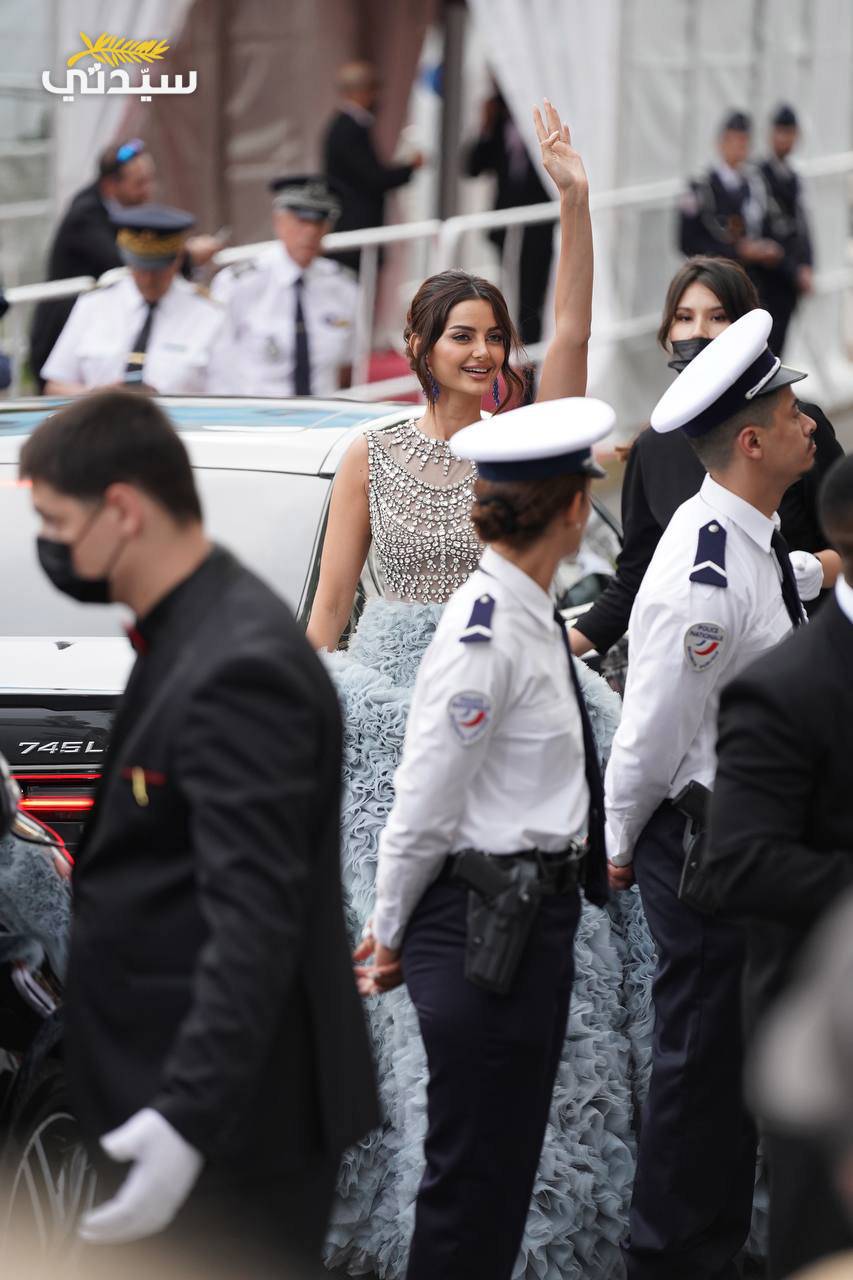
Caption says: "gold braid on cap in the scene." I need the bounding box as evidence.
[117,228,187,257]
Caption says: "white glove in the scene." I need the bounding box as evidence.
[789,550,824,602]
[78,1108,203,1245]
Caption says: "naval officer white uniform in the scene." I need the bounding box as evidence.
[208,176,358,398]
[41,203,223,397]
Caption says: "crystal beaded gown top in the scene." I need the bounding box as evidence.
[366,417,481,602]
[322,419,656,1280]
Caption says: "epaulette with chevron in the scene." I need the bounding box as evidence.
[690,521,727,588]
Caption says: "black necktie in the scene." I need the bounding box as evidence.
[125,302,157,383]
[553,607,608,905]
[771,530,805,628]
[294,276,311,395]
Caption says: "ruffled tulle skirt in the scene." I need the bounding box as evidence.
[322,599,657,1280]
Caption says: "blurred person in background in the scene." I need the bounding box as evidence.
[323,60,423,275]
[570,255,843,659]
[752,104,815,357]
[747,889,853,1280]
[0,289,11,390]
[465,86,554,368]
[208,176,356,397]
[679,110,786,322]
[29,140,221,389]
[40,205,224,397]
[699,454,853,1278]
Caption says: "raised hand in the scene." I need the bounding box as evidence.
[533,99,588,206]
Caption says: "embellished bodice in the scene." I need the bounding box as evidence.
[366,418,481,603]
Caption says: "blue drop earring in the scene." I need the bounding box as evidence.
[492,377,501,408]
[427,367,440,402]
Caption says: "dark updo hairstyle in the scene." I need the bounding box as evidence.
[657,256,760,350]
[404,270,525,412]
[471,474,588,550]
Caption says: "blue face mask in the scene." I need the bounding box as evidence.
[667,336,713,373]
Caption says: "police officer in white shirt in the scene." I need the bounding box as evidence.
[605,310,817,1280]
[208,176,357,397]
[354,397,614,1280]
[41,204,224,397]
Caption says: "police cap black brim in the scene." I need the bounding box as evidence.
[756,364,807,397]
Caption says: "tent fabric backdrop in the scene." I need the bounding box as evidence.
[467,0,853,431]
[52,0,193,214]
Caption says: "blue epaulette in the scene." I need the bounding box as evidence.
[690,521,727,588]
[460,593,495,643]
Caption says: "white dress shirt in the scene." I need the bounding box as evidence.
[372,546,590,950]
[604,475,794,866]
[41,275,225,394]
[207,244,358,397]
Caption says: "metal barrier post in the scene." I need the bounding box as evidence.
[351,244,378,389]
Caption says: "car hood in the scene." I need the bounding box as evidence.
[0,638,133,695]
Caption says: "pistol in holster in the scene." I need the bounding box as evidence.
[448,849,543,996]
[673,780,719,915]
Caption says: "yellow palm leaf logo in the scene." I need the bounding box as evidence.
[66,31,170,68]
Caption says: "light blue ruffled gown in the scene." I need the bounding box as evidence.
[321,419,656,1280]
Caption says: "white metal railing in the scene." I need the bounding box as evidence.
[3,151,853,400]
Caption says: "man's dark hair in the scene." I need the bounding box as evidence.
[818,455,853,555]
[19,391,202,523]
[687,389,781,472]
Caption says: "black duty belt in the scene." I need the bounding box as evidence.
[439,842,586,898]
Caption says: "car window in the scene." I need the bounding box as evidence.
[0,465,330,637]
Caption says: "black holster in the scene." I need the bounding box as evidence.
[673,781,719,915]
[447,848,586,996]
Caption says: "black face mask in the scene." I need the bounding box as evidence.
[668,336,713,373]
[36,503,122,604]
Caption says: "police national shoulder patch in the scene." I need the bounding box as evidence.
[684,622,726,671]
[448,691,492,745]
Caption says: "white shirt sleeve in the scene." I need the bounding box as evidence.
[40,296,88,384]
[372,632,513,949]
[604,584,743,865]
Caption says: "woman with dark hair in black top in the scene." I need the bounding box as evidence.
[571,256,843,658]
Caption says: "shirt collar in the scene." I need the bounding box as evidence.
[133,546,218,651]
[274,243,310,286]
[835,576,853,626]
[700,474,780,552]
[342,101,375,127]
[714,161,746,191]
[480,545,555,629]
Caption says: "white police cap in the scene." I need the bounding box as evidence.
[651,309,806,438]
[450,397,614,481]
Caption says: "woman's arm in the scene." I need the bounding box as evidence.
[305,435,373,652]
[533,100,592,402]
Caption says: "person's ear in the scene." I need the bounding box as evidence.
[566,487,589,529]
[736,424,764,460]
[104,483,145,539]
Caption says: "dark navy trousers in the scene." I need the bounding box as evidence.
[627,804,757,1280]
[402,878,580,1280]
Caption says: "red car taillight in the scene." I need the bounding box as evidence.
[13,771,99,824]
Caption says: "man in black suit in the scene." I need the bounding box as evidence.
[19,391,378,1275]
[752,104,815,357]
[29,142,219,389]
[707,453,853,1278]
[465,89,554,349]
[323,60,423,274]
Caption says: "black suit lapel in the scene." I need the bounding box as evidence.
[76,549,242,863]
